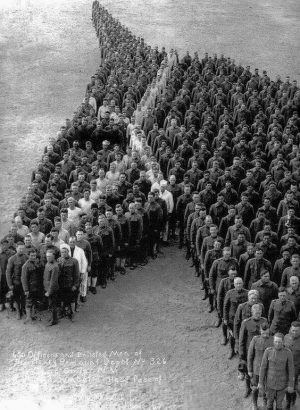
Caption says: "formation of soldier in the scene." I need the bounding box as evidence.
[0,1,300,408]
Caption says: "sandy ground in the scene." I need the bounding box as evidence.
[0,0,300,409]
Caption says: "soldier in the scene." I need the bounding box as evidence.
[239,304,268,398]
[105,207,122,279]
[114,204,130,274]
[251,270,278,314]
[21,249,43,323]
[209,247,238,323]
[94,214,115,287]
[258,333,294,410]
[244,247,272,289]
[284,321,300,409]
[247,323,273,410]
[145,191,163,258]
[0,239,15,312]
[223,276,248,359]
[217,267,237,345]
[203,239,223,303]
[84,221,103,294]
[126,202,143,269]
[43,249,60,326]
[268,287,297,335]
[58,244,80,320]
[286,276,300,316]
[281,253,300,287]
[234,290,265,347]
[6,242,27,319]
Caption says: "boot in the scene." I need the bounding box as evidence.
[221,324,228,345]
[24,307,33,324]
[16,305,21,320]
[48,308,58,326]
[285,392,293,409]
[31,305,37,320]
[243,377,251,398]
[202,287,209,300]
[207,294,214,313]
[252,388,258,410]
[227,337,236,359]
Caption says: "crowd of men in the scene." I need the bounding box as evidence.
[1,1,300,408]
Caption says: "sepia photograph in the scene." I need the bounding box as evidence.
[0,0,300,409]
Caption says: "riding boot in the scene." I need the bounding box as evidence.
[202,286,209,300]
[221,323,228,345]
[15,303,21,320]
[24,307,33,324]
[208,294,214,312]
[252,388,258,410]
[285,392,292,410]
[244,377,251,398]
[48,308,58,326]
[227,336,235,359]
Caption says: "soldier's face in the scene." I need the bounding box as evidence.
[290,326,300,338]
[274,337,283,350]
[278,292,287,302]
[261,329,270,338]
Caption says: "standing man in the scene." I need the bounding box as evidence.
[247,323,273,410]
[6,242,27,320]
[239,304,268,398]
[258,333,294,410]
[223,276,248,359]
[21,249,42,323]
[43,249,60,326]
[284,321,300,409]
[268,287,297,335]
[58,244,80,319]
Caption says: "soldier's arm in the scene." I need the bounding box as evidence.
[280,271,287,288]
[21,264,29,293]
[243,261,250,289]
[73,259,80,288]
[258,349,269,388]
[195,228,201,257]
[49,265,59,296]
[247,337,256,375]
[224,228,231,247]
[223,291,230,322]
[86,241,92,266]
[5,257,14,289]
[208,261,217,291]
[217,281,224,315]
[238,321,247,361]
[291,302,297,322]
[234,306,241,342]
[268,300,274,324]
[287,349,295,390]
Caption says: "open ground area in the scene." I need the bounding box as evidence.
[0,0,299,409]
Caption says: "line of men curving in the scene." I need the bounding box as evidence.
[0,1,300,408]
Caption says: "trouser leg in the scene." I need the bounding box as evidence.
[80,271,88,297]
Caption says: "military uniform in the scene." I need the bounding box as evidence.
[43,260,60,325]
[247,334,273,408]
[259,346,294,409]
[284,331,300,407]
[244,257,272,289]
[268,299,297,335]
[58,256,80,317]
[6,253,28,318]
[224,288,248,355]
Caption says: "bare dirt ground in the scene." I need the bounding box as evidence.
[0,0,299,409]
